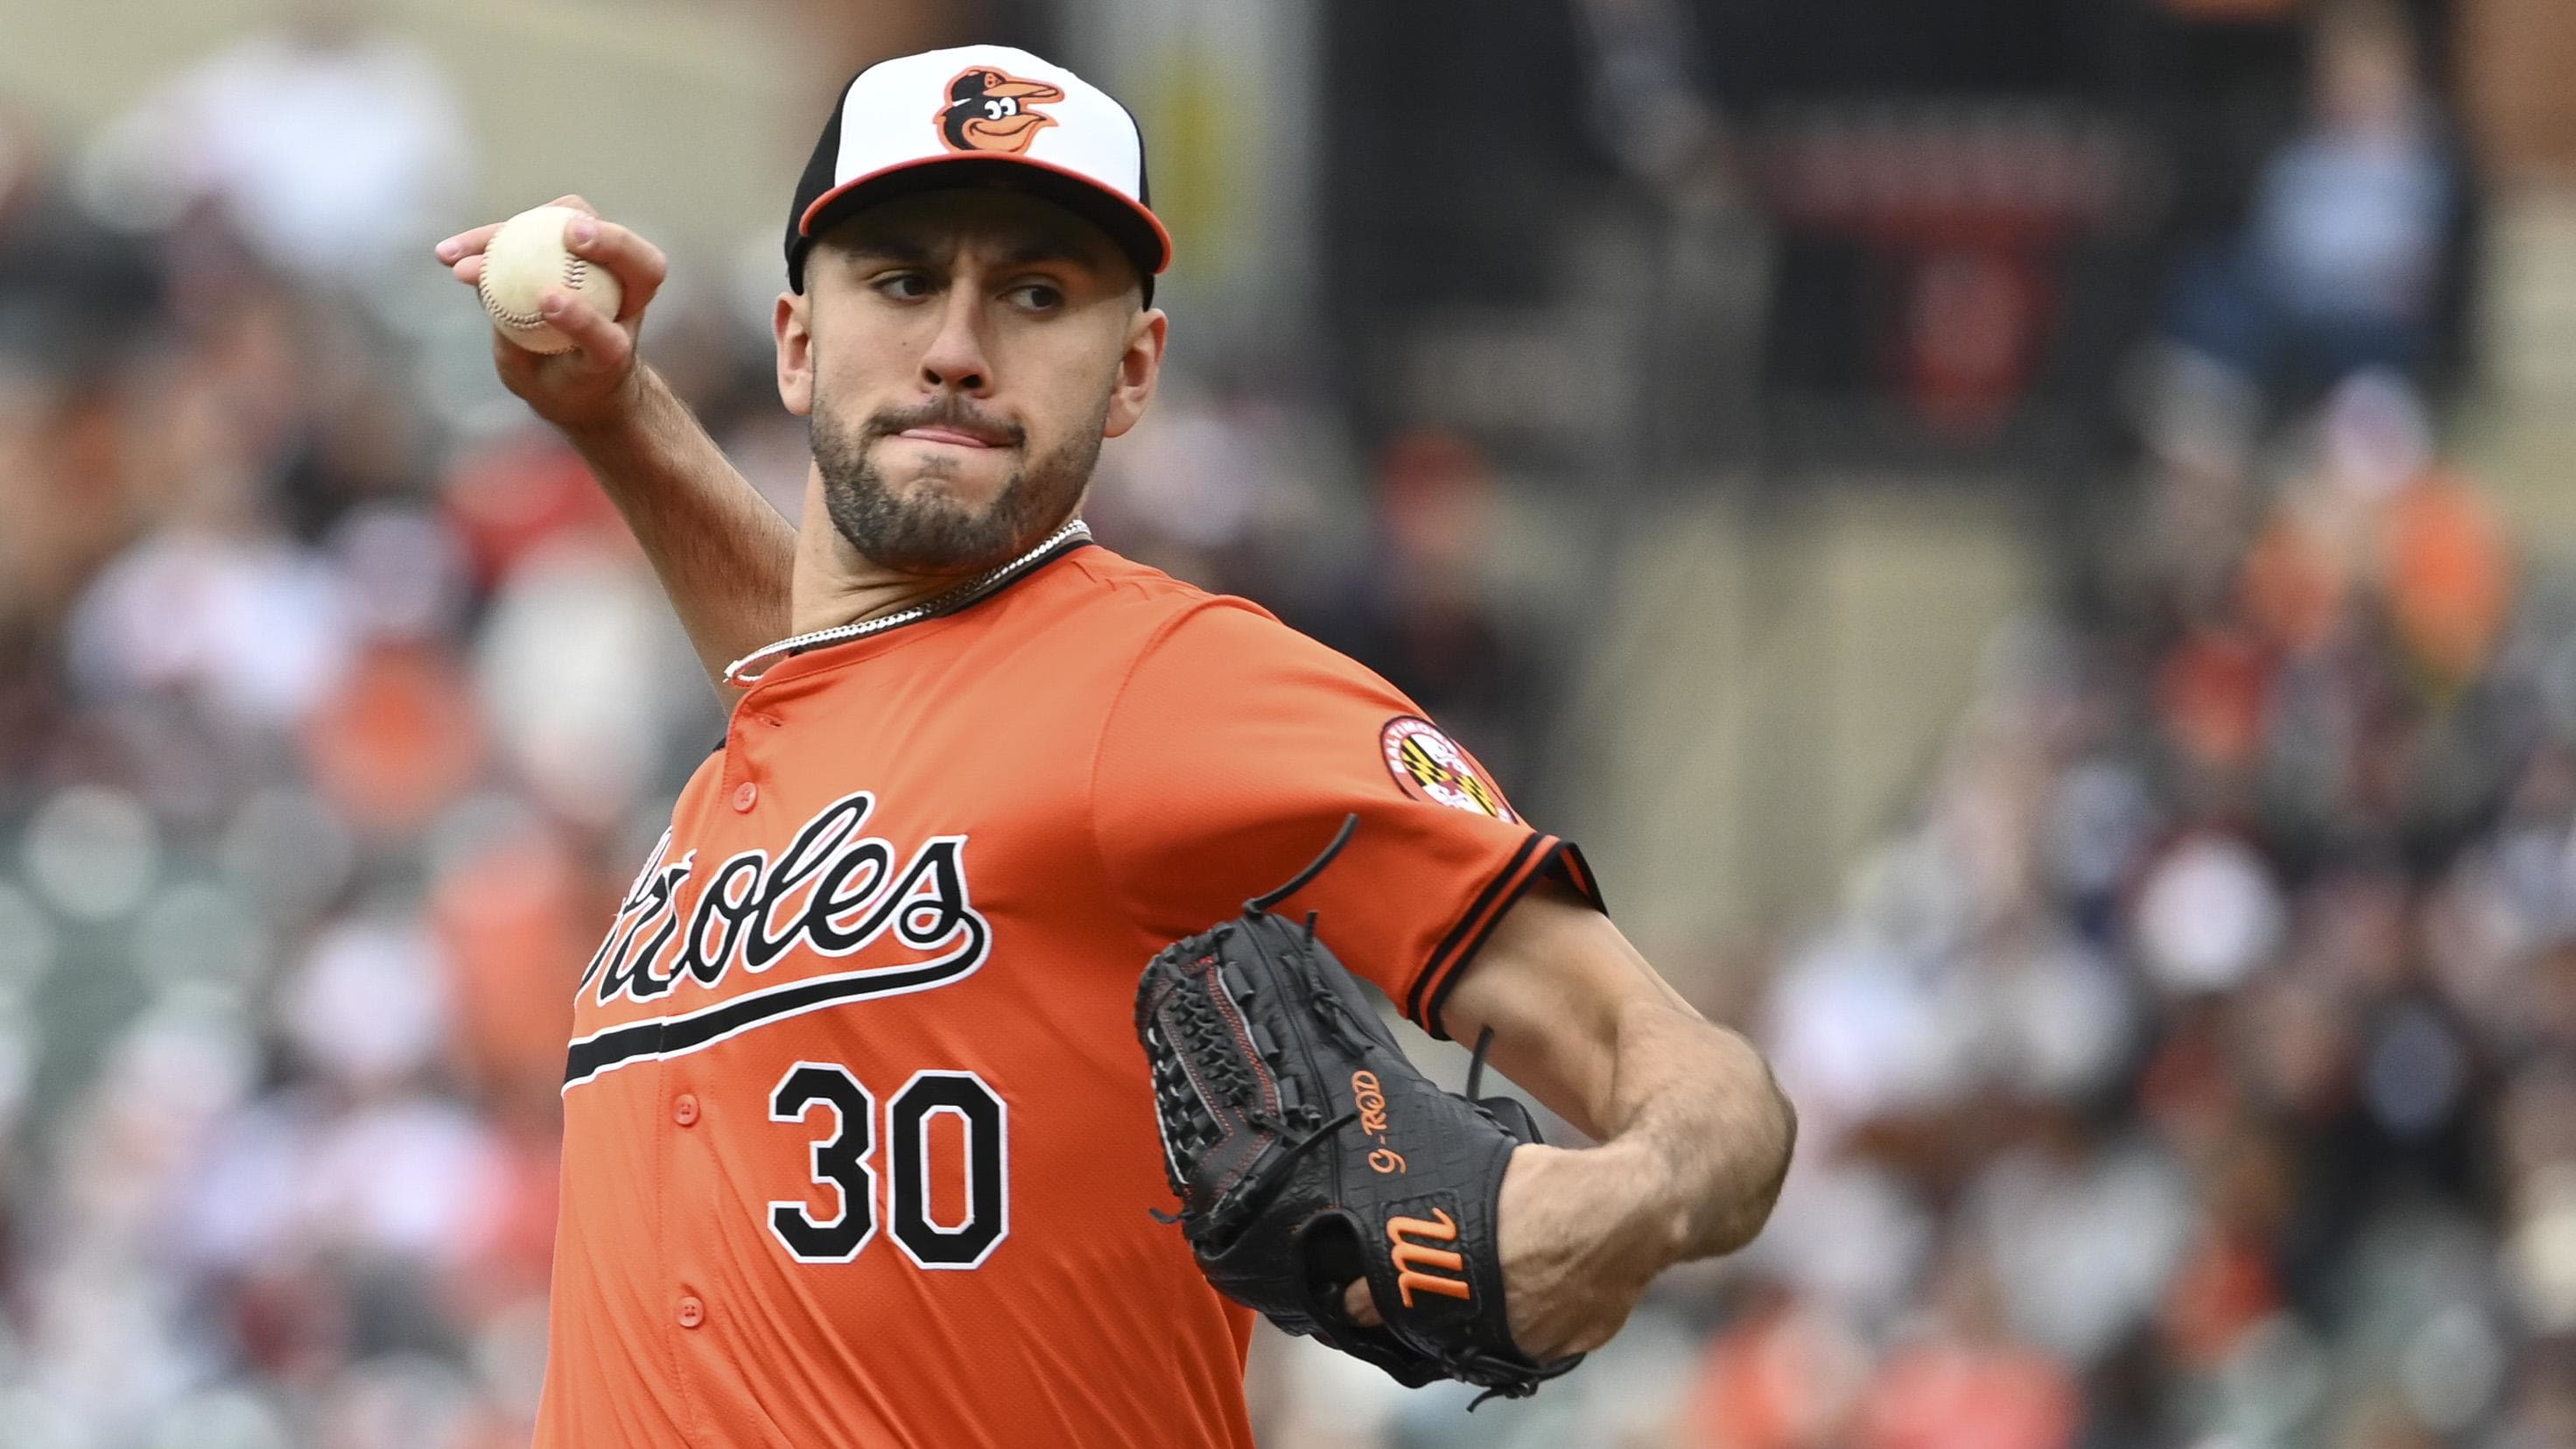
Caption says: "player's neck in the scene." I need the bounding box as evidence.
[788,524,979,637]
[785,503,1084,639]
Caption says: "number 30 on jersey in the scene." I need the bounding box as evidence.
[767,1063,1008,1270]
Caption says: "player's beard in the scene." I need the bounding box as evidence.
[811,390,1106,575]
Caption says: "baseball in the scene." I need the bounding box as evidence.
[477,205,622,355]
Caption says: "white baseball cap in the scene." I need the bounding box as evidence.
[784,46,1173,302]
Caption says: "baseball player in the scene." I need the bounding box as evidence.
[434,45,1794,1448]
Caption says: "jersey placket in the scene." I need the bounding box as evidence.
[662,1050,719,1443]
[665,693,786,1438]
[720,697,784,812]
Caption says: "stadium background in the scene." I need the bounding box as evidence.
[7,0,2576,1444]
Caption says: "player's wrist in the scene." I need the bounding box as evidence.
[1582,1139,1695,1277]
[551,361,664,444]
[1513,1141,1677,1289]
[1603,1030,1796,1265]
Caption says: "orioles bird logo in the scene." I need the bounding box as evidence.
[937,67,1064,154]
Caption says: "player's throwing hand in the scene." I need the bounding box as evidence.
[432,195,669,428]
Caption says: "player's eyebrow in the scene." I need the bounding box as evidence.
[837,235,937,268]
[999,234,1100,270]
[834,229,1098,274]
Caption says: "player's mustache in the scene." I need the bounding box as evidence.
[863,399,1025,449]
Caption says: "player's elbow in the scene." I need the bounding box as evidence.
[1705,1076,1795,1256]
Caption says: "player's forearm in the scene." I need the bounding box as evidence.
[1445,890,1794,1265]
[558,366,797,689]
[1591,1002,1794,1264]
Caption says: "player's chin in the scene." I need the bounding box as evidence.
[876,443,1017,504]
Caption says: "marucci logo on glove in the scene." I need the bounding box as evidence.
[1386,1210,1472,1307]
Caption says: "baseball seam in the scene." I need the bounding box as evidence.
[478,230,600,333]
[479,268,550,331]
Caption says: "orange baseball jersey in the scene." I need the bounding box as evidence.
[535,535,1600,1448]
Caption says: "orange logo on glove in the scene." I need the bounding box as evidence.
[1352,1071,1388,1134]
[1386,1210,1472,1307]
[1354,1072,1406,1174]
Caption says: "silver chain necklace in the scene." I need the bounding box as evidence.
[723,519,1092,688]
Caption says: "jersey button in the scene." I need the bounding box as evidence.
[731,782,759,812]
[672,1094,700,1127]
[677,1295,705,1329]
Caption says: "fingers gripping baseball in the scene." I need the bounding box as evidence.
[532,282,632,373]
[432,196,669,426]
[570,222,669,323]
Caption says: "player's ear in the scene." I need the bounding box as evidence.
[1103,306,1166,440]
[776,290,816,417]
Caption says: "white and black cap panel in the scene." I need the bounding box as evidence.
[833,47,1145,203]
[785,45,1170,297]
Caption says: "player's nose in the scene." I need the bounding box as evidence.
[917,285,993,396]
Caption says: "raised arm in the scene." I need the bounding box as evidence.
[435,197,796,691]
[1348,883,1795,1362]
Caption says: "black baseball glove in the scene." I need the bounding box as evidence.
[1134,817,1581,1404]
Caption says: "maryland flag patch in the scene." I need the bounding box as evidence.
[1380,716,1517,822]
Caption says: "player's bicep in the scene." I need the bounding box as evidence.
[1434,882,1696,1143]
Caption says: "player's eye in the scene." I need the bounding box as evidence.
[875,272,934,301]
[1007,282,1064,312]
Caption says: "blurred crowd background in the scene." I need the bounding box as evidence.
[7,0,2576,1445]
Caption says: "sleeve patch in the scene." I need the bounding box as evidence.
[1379,716,1518,824]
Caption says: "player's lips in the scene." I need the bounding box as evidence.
[897,426,1005,449]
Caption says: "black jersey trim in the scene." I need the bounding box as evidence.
[1407,835,1605,1042]
[563,946,986,1089]
[1404,834,1540,1030]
